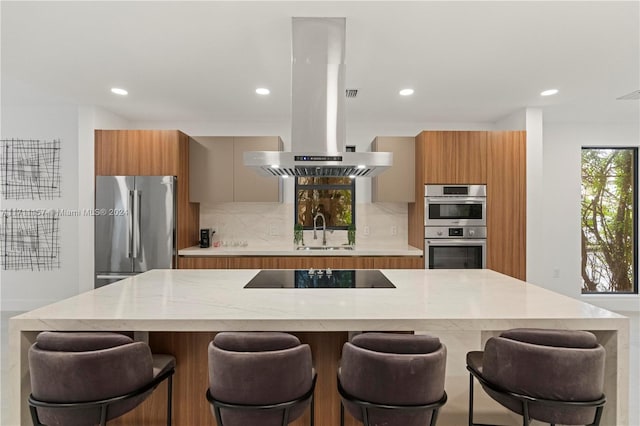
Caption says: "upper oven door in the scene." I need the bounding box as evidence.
[424,197,487,226]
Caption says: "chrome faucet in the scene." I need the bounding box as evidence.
[313,212,327,246]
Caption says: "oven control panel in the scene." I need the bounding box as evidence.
[424,226,487,239]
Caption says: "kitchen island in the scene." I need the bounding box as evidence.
[8,269,629,426]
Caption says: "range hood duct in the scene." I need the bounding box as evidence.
[244,17,392,177]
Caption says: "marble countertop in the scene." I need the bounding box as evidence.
[178,244,423,257]
[8,269,630,426]
[10,269,625,332]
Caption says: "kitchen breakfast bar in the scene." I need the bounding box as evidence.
[8,269,629,426]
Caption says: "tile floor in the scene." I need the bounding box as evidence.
[1,310,639,426]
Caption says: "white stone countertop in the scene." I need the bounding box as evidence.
[178,244,423,257]
[8,269,630,425]
[10,269,625,330]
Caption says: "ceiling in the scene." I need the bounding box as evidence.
[2,1,639,125]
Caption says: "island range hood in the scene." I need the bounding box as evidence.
[244,17,392,178]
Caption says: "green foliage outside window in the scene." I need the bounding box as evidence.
[581,148,637,293]
[295,177,354,230]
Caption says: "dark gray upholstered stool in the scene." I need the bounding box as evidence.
[206,332,317,426]
[338,332,448,426]
[28,331,175,426]
[466,328,606,426]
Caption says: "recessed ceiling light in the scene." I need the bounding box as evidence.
[399,88,414,96]
[256,88,270,95]
[348,175,356,179]
[356,165,366,169]
[271,164,279,168]
[110,87,128,96]
[281,175,289,179]
[540,89,559,96]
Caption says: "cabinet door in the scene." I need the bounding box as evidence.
[233,137,282,202]
[487,131,526,280]
[189,137,234,203]
[423,131,487,184]
[95,130,180,176]
[371,137,415,202]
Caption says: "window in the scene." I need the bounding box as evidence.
[295,177,355,230]
[581,147,637,294]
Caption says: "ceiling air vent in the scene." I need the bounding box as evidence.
[345,89,358,98]
[617,90,640,100]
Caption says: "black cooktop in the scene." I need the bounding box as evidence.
[244,269,395,289]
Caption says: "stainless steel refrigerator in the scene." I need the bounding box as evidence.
[95,176,176,288]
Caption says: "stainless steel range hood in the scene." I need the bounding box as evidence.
[244,17,392,178]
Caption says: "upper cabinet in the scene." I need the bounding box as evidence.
[95,130,183,176]
[189,136,283,203]
[371,136,415,202]
[421,131,487,184]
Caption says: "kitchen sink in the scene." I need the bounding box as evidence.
[296,246,354,251]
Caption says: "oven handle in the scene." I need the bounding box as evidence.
[425,239,486,246]
[425,197,486,203]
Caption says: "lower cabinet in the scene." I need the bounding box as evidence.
[178,256,423,269]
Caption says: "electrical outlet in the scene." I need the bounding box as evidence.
[363,226,370,236]
[552,268,560,278]
[391,225,397,236]
[211,226,218,235]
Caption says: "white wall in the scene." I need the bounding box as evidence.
[0,105,80,310]
[0,105,129,310]
[540,121,640,311]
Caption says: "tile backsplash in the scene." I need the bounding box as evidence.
[199,202,409,248]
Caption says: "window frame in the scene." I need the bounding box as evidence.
[581,146,638,295]
[294,177,356,231]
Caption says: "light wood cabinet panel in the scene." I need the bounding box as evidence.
[114,331,360,426]
[372,257,423,269]
[178,257,229,269]
[487,131,526,280]
[422,131,487,184]
[177,133,201,250]
[180,256,423,270]
[371,136,415,202]
[408,134,427,251]
[95,130,180,176]
[189,137,234,203]
[233,137,282,202]
[95,130,200,251]
[189,136,282,203]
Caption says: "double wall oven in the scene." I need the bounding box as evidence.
[424,184,487,269]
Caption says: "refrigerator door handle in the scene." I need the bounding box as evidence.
[128,190,134,258]
[133,190,142,258]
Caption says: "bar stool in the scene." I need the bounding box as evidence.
[466,328,606,426]
[206,332,317,426]
[28,331,175,426]
[338,332,448,426]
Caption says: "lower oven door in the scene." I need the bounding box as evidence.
[425,239,486,269]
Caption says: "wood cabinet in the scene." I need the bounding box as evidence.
[487,131,526,280]
[422,131,487,184]
[408,130,526,280]
[178,256,424,270]
[189,136,283,203]
[94,130,200,250]
[371,136,415,202]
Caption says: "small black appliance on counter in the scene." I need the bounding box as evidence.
[200,228,212,248]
